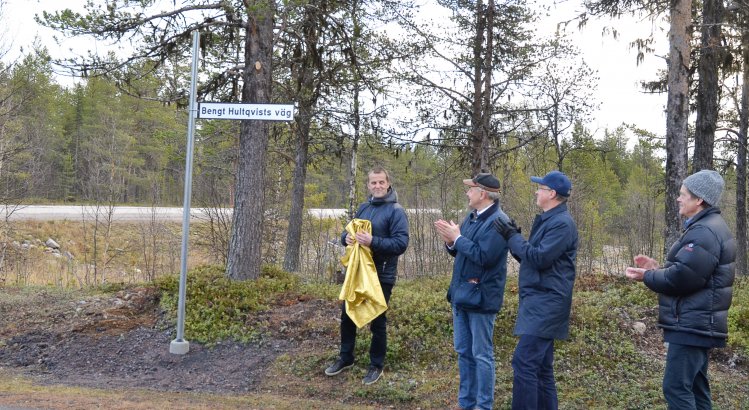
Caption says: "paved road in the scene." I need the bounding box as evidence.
[1,205,349,221]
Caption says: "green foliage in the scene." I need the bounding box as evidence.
[110,268,749,407]
[729,277,749,355]
[298,281,340,300]
[386,277,455,369]
[560,277,664,407]
[156,265,300,345]
[96,282,128,293]
[302,274,747,407]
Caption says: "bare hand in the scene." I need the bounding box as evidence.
[434,219,460,243]
[633,254,658,270]
[345,234,355,245]
[625,267,646,281]
[354,231,373,246]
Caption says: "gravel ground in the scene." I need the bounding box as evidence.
[0,287,337,394]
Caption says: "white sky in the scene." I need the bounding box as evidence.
[2,0,668,137]
[544,2,669,138]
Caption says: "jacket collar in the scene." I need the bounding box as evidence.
[369,187,398,205]
[684,206,720,229]
[471,201,498,221]
[538,202,568,221]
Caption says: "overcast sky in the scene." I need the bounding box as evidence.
[548,3,668,138]
[2,0,668,138]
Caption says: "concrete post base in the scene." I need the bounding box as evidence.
[169,339,190,355]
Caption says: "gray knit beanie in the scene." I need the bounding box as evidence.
[682,170,724,207]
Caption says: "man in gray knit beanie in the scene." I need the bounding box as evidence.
[682,169,724,207]
[626,167,734,409]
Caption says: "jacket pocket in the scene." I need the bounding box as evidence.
[672,297,682,323]
[453,282,482,309]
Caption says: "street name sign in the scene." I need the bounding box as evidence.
[197,102,294,121]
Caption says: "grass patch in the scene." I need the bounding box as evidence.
[264,272,749,408]
[155,264,300,345]
[729,276,749,355]
[9,268,746,408]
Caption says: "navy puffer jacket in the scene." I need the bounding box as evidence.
[644,207,735,344]
[341,188,409,285]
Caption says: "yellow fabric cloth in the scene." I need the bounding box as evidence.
[339,218,388,328]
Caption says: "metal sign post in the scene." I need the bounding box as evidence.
[169,30,200,355]
[169,31,294,355]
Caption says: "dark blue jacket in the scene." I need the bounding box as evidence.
[507,203,578,340]
[644,207,735,347]
[341,188,409,285]
[446,201,509,314]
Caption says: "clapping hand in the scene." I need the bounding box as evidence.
[434,219,460,245]
[633,254,658,270]
[625,254,658,282]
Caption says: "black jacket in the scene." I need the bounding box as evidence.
[644,207,736,347]
[341,188,409,285]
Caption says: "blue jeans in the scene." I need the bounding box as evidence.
[512,335,557,410]
[453,306,497,410]
[340,283,393,369]
[663,343,712,410]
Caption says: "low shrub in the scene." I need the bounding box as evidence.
[729,276,749,355]
[156,264,300,345]
[386,276,454,369]
[155,268,749,408]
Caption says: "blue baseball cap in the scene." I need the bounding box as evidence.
[530,171,571,197]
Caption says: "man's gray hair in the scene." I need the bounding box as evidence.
[486,190,500,201]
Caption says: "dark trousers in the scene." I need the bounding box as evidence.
[339,282,393,369]
[512,334,558,410]
[663,343,712,410]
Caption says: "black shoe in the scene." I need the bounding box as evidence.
[324,359,354,376]
[362,366,383,385]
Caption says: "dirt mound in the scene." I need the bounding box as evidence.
[0,287,339,394]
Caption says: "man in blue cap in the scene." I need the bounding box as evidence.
[493,170,578,410]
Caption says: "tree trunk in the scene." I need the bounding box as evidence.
[347,0,362,219]
[480,0,494,171]
[664,0,691,251]
[693,0,723,171]
[282,4,323,273]
[347,96,360,219]
[283,109,311,272]
[227,6,274,281]
[470,0,486,175]
[737,27,749,276]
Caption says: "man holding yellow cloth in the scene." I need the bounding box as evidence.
[324,166,409,385]
[339,218,388,328]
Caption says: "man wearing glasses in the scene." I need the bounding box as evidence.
[493,170,578,410]
[435,173,509,410]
